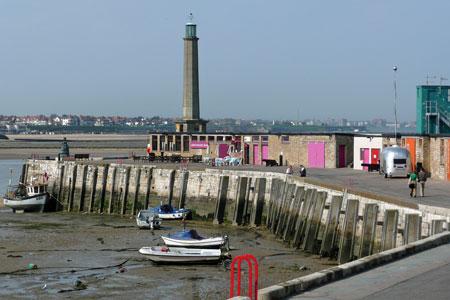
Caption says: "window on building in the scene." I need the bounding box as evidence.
[252,136,259,142]
[183,136,190,152]
[216,136,224,141]
[208,136,215,141]
[440,139,445,162]
[281,136,290,143]
[262,136,269,142]
[225,136,232,141]
[191,136,198,141]
[175,136,181,152]
[168,136,174,151]
[360,149,364,160]
[200,136,206,141]
[152,136,158,151]
[160,136,166,151]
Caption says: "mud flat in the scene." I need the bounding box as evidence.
[0,211,333,300]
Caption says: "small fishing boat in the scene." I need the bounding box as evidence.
[3,176,49,213]
[139,246,223,264]
[162,229,229,249]
[136,210,162,229]
[149,204,190,219]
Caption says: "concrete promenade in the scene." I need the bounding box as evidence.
[287,241,450,300]
[160,162,450,210]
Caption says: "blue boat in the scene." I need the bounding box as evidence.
[149,204,190,219]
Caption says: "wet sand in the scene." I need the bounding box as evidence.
[0,211,333,300]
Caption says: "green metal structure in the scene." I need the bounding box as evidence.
[416,85,450,134]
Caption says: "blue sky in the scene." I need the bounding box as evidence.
[1,0,449,122]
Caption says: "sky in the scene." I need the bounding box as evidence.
[1,1,450,122]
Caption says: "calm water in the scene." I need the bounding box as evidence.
[0,159,24,193]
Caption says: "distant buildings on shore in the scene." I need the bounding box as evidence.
[0,114,415,135]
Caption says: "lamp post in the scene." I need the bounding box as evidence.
[393,66,398,145]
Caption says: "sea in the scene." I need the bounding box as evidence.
[0,159,24,194]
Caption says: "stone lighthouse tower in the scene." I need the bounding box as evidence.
[175,14,208,133]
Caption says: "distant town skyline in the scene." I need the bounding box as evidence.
[1,1,450,122]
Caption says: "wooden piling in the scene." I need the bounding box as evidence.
[57,164,65,211]
[178,171,189,209]
[68,165,77,212]
[120,167,131,215]
[359,203,378,258]
[266,178,279,227]
[144,168,153,210]
[267,179,282,229]
[283,186,304,242]
[271,179,289,233]
[250,178,266,227]
[168,169,176,205]
[98,165,109,213]
[78,165,88,212]
[276,183,295,236]
[242,177,253,225]
[338,199,360,264]
[108,167,117,214]
[292,189,314,248]
[381,209,399,251]
[302,191,327,252]
[232,177,248,226]
[132,168,141,215]
[88,167,98,213]
[320,195,343,257]
[213,176,229,225]
[404,214,422,244]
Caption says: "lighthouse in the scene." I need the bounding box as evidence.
[176,14,208,133]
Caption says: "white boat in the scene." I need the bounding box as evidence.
[3,177,49,213]
[139,246,223,264]
[162,229,229,249]
[136,210,162,229]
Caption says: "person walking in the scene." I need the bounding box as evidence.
[418,168,427,197]
[299,165,306,177]
[408,172,418,197]
[286,165,294,175]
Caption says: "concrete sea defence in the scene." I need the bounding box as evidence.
[22,160,450,293]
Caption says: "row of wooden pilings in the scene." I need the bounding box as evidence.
[264,176,448,264]
[23,162,448,265]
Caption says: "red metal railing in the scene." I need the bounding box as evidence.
[230,254,258,300]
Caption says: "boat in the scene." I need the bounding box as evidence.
[138,246,223,264]
[149,204,190,219]
[162,229,229,249]
[3,176,49,213]
[136,210,162,229]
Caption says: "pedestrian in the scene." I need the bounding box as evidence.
[286,165,294,175]
[299,165,306,177]
[408,172,418,197]
[418,168,427,197]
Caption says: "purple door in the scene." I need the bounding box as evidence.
[261,145,269,166]
[308,142,325,168]
[339,145,346,168]
[253,145,259,165]
[363,148,370,170]
[219,144,229,158]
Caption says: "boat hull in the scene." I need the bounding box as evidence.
[158,212,186,219]
[3,193,48,212]
[139,246,222,264]
[162,236,226,248]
